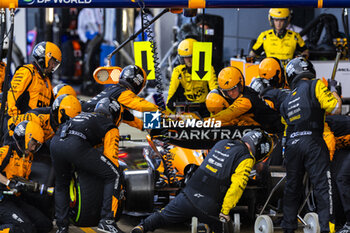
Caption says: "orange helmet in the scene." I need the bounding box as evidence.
[13,121,44,154]
[53,83,77,99]
[32,41,62,75]
[206,89,231,115]
[50,94,82,130]
[218,66,245,99]
[259,57,285,88]
[177,38,197,57]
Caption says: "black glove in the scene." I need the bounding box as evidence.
[328,79,338,93]
[250,78,266,94]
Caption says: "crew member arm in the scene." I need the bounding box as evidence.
[208,67,218,90]
[207,97,252,124]
[7,67,33,116]
[166,67,182,112]
[7,113,38,136]
[122,108,143,130]
[118,90,159,112]
[315,80,342,115]
[249,32,266,57]
[103,127,120,168]
[221,158,254,215]
[295,33,309,58]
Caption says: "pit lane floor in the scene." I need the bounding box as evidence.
[49,215,303,233]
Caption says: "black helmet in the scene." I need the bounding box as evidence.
[94,97,121,123]
[119,65,147,95]
[285,57,316,89]
[241,130,274,163]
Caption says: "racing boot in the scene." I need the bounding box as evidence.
[336,223,350,233]
[97,218,125,233]
[56,226,69,233]
[131,225,144,233]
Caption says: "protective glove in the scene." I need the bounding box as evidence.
[219,212,231,223]
[328,79,338,93]
[250,78,266,94]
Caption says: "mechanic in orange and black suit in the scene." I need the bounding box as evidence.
[0,121,52,233]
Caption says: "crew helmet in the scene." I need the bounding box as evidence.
[50,94,82,130]
[205,89,231,115]
[32,41,62,75]
[177,38,197,57]
[259,57,286,88]
[218,66,245,99]
[13,121,44,155]
[241,129,274,163]
[268,8,291,29]
[94,97,121,123]
[119,65,147,95]
[53,84,77,99]
[285,57,316,89]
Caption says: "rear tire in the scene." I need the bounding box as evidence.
[69,170,103,227]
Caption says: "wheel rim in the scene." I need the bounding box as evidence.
[303,213,320,233]
[254,215,273,233]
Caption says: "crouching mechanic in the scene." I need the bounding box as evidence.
[0,121,52,233]
[50,97,140,233]
[131,130,274,233]
[6,94,82,143]
[280,57,342,233]
[205,66,283,134]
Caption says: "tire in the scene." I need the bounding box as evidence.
[69,170,104,227]
[254,215,274,233]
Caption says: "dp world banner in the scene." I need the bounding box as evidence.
[13,0,350,8]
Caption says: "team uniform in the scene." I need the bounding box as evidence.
[138,139,254,233]
[280,79,339,232]
[0,143,52,233]
[7,64,53,116]
[7,108,54,142]
[208,87,283,133]
[81,84,159,114]
[0,62,6,93]
[326,115,350,227]
[166,64,218,116]
[251,29,307,63]
[50,102,140,230]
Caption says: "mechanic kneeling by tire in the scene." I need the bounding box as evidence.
[131,130,274,233]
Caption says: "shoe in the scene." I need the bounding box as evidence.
[337,223,350,233]
[56,226,69,233]
[97,218,125,233]
[131,225,144,233]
